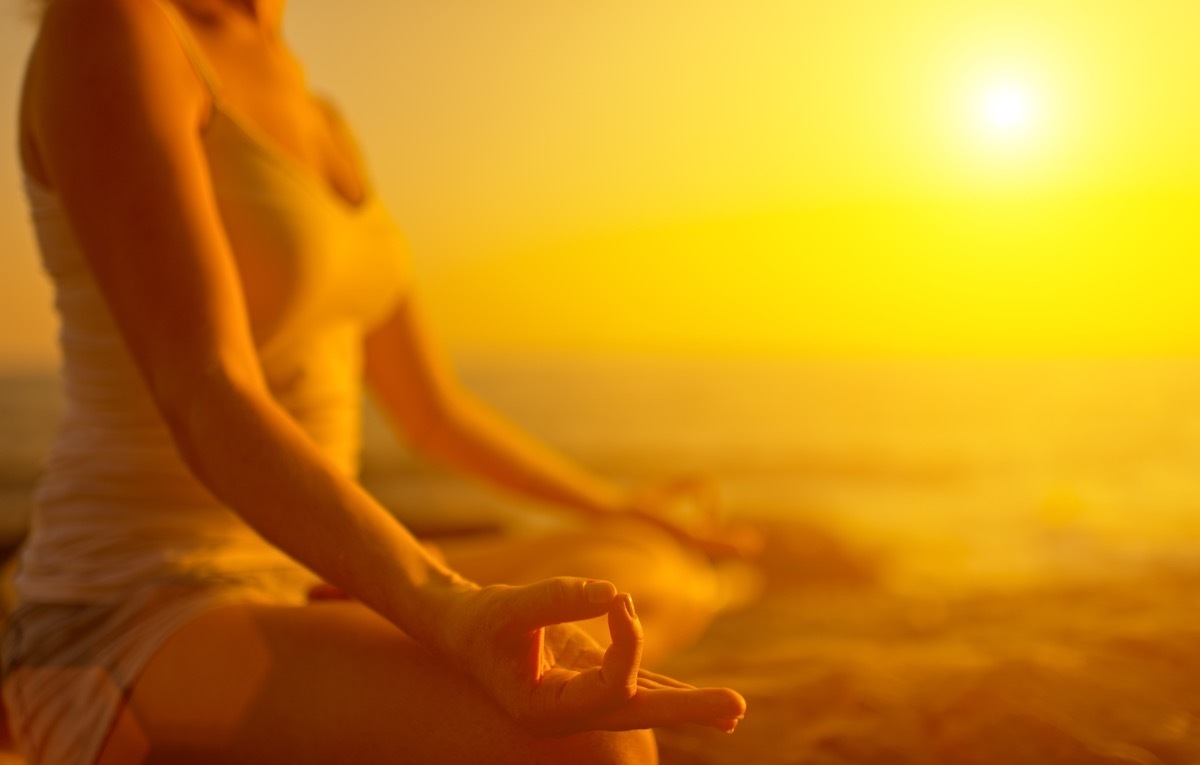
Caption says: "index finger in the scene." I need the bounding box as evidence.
[499,577,618,633]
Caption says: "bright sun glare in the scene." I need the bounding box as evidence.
[979,83,1036,139]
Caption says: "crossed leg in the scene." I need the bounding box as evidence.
[96,600,657,765]
[93,516,753,764]
[435,517,748,664]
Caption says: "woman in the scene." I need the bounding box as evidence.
[3,0,751,762]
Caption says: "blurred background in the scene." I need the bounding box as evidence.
[2,2,1200,761]
[3,0,1200,364]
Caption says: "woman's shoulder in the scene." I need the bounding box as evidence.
[38,0,178,53]
[311,96,368,162]
[29,0,205,103]
[23,0,211,190]
[28,0,208,124]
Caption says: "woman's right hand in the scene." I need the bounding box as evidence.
[435,576,746,736]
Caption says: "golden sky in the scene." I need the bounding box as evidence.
[1,1,1198,367]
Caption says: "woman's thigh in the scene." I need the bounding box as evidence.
[96,600,656,765]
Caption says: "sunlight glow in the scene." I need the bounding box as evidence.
[979,83,1036,138]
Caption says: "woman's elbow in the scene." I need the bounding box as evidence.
[148,357,267,469]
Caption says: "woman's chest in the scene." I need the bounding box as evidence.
[184,13,367,209]
[203,118,409,348]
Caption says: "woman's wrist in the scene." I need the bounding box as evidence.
[392,564,480,653]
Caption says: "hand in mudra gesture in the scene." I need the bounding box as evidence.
[443,577,746,736]
[625,476,764,560]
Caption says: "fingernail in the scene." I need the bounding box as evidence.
[585,581,614,604]
[624,594,637,619]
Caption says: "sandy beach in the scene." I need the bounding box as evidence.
[654,518,1198,764]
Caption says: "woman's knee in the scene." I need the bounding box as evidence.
[607,728,658,765]
[535,728,657,765]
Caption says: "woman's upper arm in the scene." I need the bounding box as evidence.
[30,0,263,408]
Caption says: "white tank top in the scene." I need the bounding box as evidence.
[16,1,412,603]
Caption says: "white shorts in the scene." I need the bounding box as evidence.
[2,568,315,765]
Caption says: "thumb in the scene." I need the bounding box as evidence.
[501,577,617,633]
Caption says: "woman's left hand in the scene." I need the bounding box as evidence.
[620,476,763,560]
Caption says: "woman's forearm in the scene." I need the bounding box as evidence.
[411,387,627,518]
[162,365,471,645]
[361,295,629,519]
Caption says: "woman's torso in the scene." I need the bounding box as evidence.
[15,0,411,603]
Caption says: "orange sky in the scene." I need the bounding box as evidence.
[2,1,1199,368]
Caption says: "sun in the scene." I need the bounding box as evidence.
[979,82,1037,139]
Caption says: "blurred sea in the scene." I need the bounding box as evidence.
[3,356,1199,590]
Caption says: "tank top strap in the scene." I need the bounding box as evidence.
[151,0,224,101]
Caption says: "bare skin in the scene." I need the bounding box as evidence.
[436,518,741,664]
[17,0,749,762]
